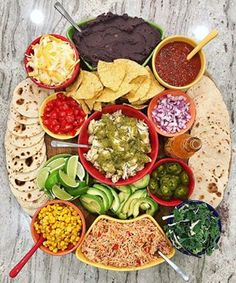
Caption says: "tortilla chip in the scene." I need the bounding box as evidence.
[74,71,103,99]
[126,74,151,103]
[98,61,126,92]
[114,59,149,83]
[123,103,148,110]
[93,101,102,111]
[78,99,90,114]
[66,71,83,93]
[96,81,132,102]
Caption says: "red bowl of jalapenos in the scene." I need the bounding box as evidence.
[147,158,195,206]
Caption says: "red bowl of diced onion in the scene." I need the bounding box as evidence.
[147,90,196,137]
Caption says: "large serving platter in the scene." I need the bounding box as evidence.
[6,9,231,277]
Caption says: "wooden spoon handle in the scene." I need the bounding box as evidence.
[187,30,218,60]
[9,236,44,278]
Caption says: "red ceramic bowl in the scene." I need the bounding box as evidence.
[147,89,196,137]
[24,34,80,90]
[148,158,195,206]
[78,105,159,186]
[31,200,86,256]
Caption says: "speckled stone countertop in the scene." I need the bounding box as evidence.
[0,0,235,282]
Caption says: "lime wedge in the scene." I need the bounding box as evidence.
[36,167,50,190]
[77,161,85,181]
[52,184,73,200]
[47,158,66,172]
[44,154,71,166]
[66,155,78,180]
[45,171,59,191]
[58,170,79,189]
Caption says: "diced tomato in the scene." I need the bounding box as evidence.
[144,246,151,253]
[97,231,101,237]
[43,94,86,135]
[59,111,67,118]
[50,111,57,119]
[57,92,66,100]
[112,244,119,250]
[66,115,75,123]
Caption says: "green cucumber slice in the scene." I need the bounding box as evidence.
[132,175,150,189]
[58,170,79,189]
[87,187,110,211]
[80,194,105,214]
[93,184,114,209]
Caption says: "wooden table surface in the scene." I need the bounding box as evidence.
[0,0,235,282]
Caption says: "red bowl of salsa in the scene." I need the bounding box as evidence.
[152,35,206,90]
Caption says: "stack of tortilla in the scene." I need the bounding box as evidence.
[5,78,51,216]
[187,75,231,208]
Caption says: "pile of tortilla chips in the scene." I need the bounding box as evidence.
[66,59,164,114]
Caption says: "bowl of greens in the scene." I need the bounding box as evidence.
[165,200,221,257]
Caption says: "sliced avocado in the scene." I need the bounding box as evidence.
[145,197,159,216]
[133,197,159,218]
[140,203,150,210]
[117,212,127,219]
[109,187,120,212]
[80,194,105,214]
[128,198,140,217]
[132,175,150,189]
[129,185,141,193]
[87,187,110,211]
[93,184,114,209]
[118,189,132,203]
[115,185,132,194]
[122,189,147,215]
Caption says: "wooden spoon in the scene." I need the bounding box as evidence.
[9,235,44,278]
[187,30,218,60]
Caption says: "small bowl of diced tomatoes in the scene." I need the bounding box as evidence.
[39,92,87,139]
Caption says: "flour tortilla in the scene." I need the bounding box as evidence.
[8,155,47,181]
[12,78,50,118]
[10,104,38,125]
[187,76,231,208]
[5,130,44,148]
[5,137,44,159]
[17,193,49,209]
[9,183,45,202]
[8,175,38,192]
[6,144,46,173]
[7,118,43,138]
[21,206,37,217]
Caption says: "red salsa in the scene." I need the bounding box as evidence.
[42,93,86,136]
[155,41,201,87]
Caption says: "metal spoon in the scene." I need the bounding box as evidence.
[54,2,82,34]
[51,140,91,149]
[157,251,190,282]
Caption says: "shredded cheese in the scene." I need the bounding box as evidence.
[26,35,79,85]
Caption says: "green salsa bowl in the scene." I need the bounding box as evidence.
[66,18,164,71]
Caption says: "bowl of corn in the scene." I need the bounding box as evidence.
[31,200,86,256]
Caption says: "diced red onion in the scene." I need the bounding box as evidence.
[151,94,191,133]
